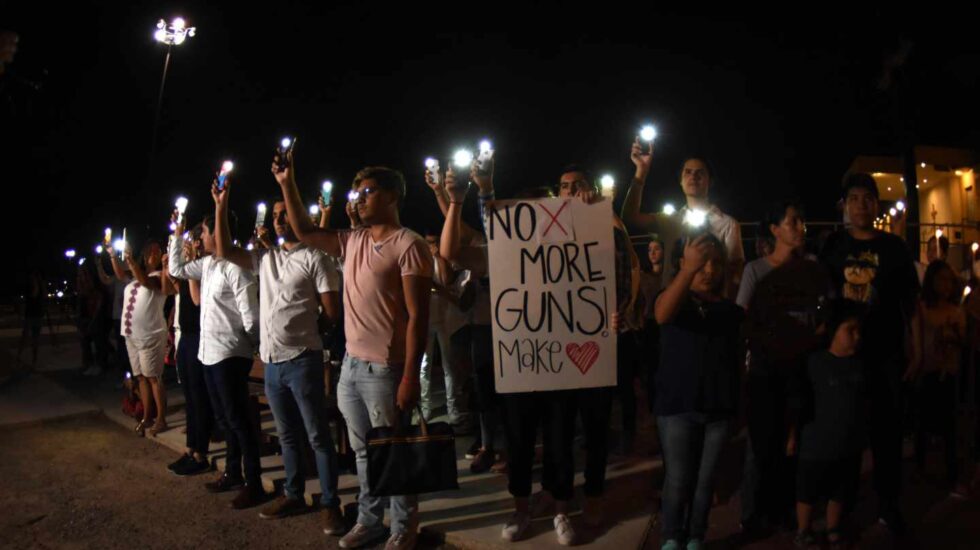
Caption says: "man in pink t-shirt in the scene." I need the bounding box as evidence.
[275,148,432,550]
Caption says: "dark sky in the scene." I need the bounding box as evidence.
[4,3,980,297]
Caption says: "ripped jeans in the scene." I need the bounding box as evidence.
[337,355,418,535]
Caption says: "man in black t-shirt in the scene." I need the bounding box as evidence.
[819,173,919,534]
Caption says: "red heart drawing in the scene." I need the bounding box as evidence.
[566,342,600,375]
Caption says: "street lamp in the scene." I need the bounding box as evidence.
[149,17,197,182]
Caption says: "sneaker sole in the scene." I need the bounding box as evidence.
[501,523,530,542]
[259,507,306,520]
[205,482,245,494]
[338,532,386,549]
[172,463,212,476]
[323,525,347,536]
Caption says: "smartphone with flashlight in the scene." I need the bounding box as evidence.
[424,159,441,186]
[476,142,494,175]
[276,137,296,171]
[217,160,234,191]
[320,181,333,206]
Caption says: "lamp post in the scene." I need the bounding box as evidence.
[149,17,196,181]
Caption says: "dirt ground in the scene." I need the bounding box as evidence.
[0,415,433,550]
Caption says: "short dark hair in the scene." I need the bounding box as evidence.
[514,186,555,199]
[354,166,406,206]
[678,157,715,182]
[191,222,205,241]
[841,172,879,201]
[201,211,239,238]
[761,199,805,241]
[560,164,592,181]
[669,233,727,275]
[823,298,868,348]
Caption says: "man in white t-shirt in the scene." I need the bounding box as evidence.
[622,145,745,294]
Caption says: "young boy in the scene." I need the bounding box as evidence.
[795,300,868,549]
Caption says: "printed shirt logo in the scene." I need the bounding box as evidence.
[842,251,879,304]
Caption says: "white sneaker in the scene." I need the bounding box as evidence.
[338,523,386,549]
[384,531,417,550]
[554,513,576,546]
[501,512,530,542]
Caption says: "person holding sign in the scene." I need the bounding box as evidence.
[621,141,744,295]
[276,146,432,550]
[442,160,582,547]
[652,234,744,550]
[556,165,643,527]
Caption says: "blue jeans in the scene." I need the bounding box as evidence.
[338,355,418,534]
[420,324,469,425]
[657,413,731,541]
[266,350,340,507]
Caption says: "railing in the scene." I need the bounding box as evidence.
[627,221,980,271]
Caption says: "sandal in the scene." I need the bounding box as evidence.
[148,422,169,437]
[135,418,147,436]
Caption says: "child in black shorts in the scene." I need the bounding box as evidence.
[795,300,867,549]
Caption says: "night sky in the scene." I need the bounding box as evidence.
[4,3,979,298]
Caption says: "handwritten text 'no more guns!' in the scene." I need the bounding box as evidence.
[486,198,617,393]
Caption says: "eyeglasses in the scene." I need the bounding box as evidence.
[347,186,381,204]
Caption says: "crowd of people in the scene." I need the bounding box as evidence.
[24,137,980,550]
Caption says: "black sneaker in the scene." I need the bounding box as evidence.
[174,458,212,477]
[168,454,193,472]
[204,473,245,493]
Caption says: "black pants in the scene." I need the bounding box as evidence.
[745,372,798,524]
[643,321,661,412]
[176,333,213,457]
[914,372,958,485]
[868,368,905,503]
[111,319,130,372]
[203,356,262,486]
[80,321,109,370]
[502,391,576,501]
[577,387,614,497]
[456,324,499,450]
[617,332,639,434]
